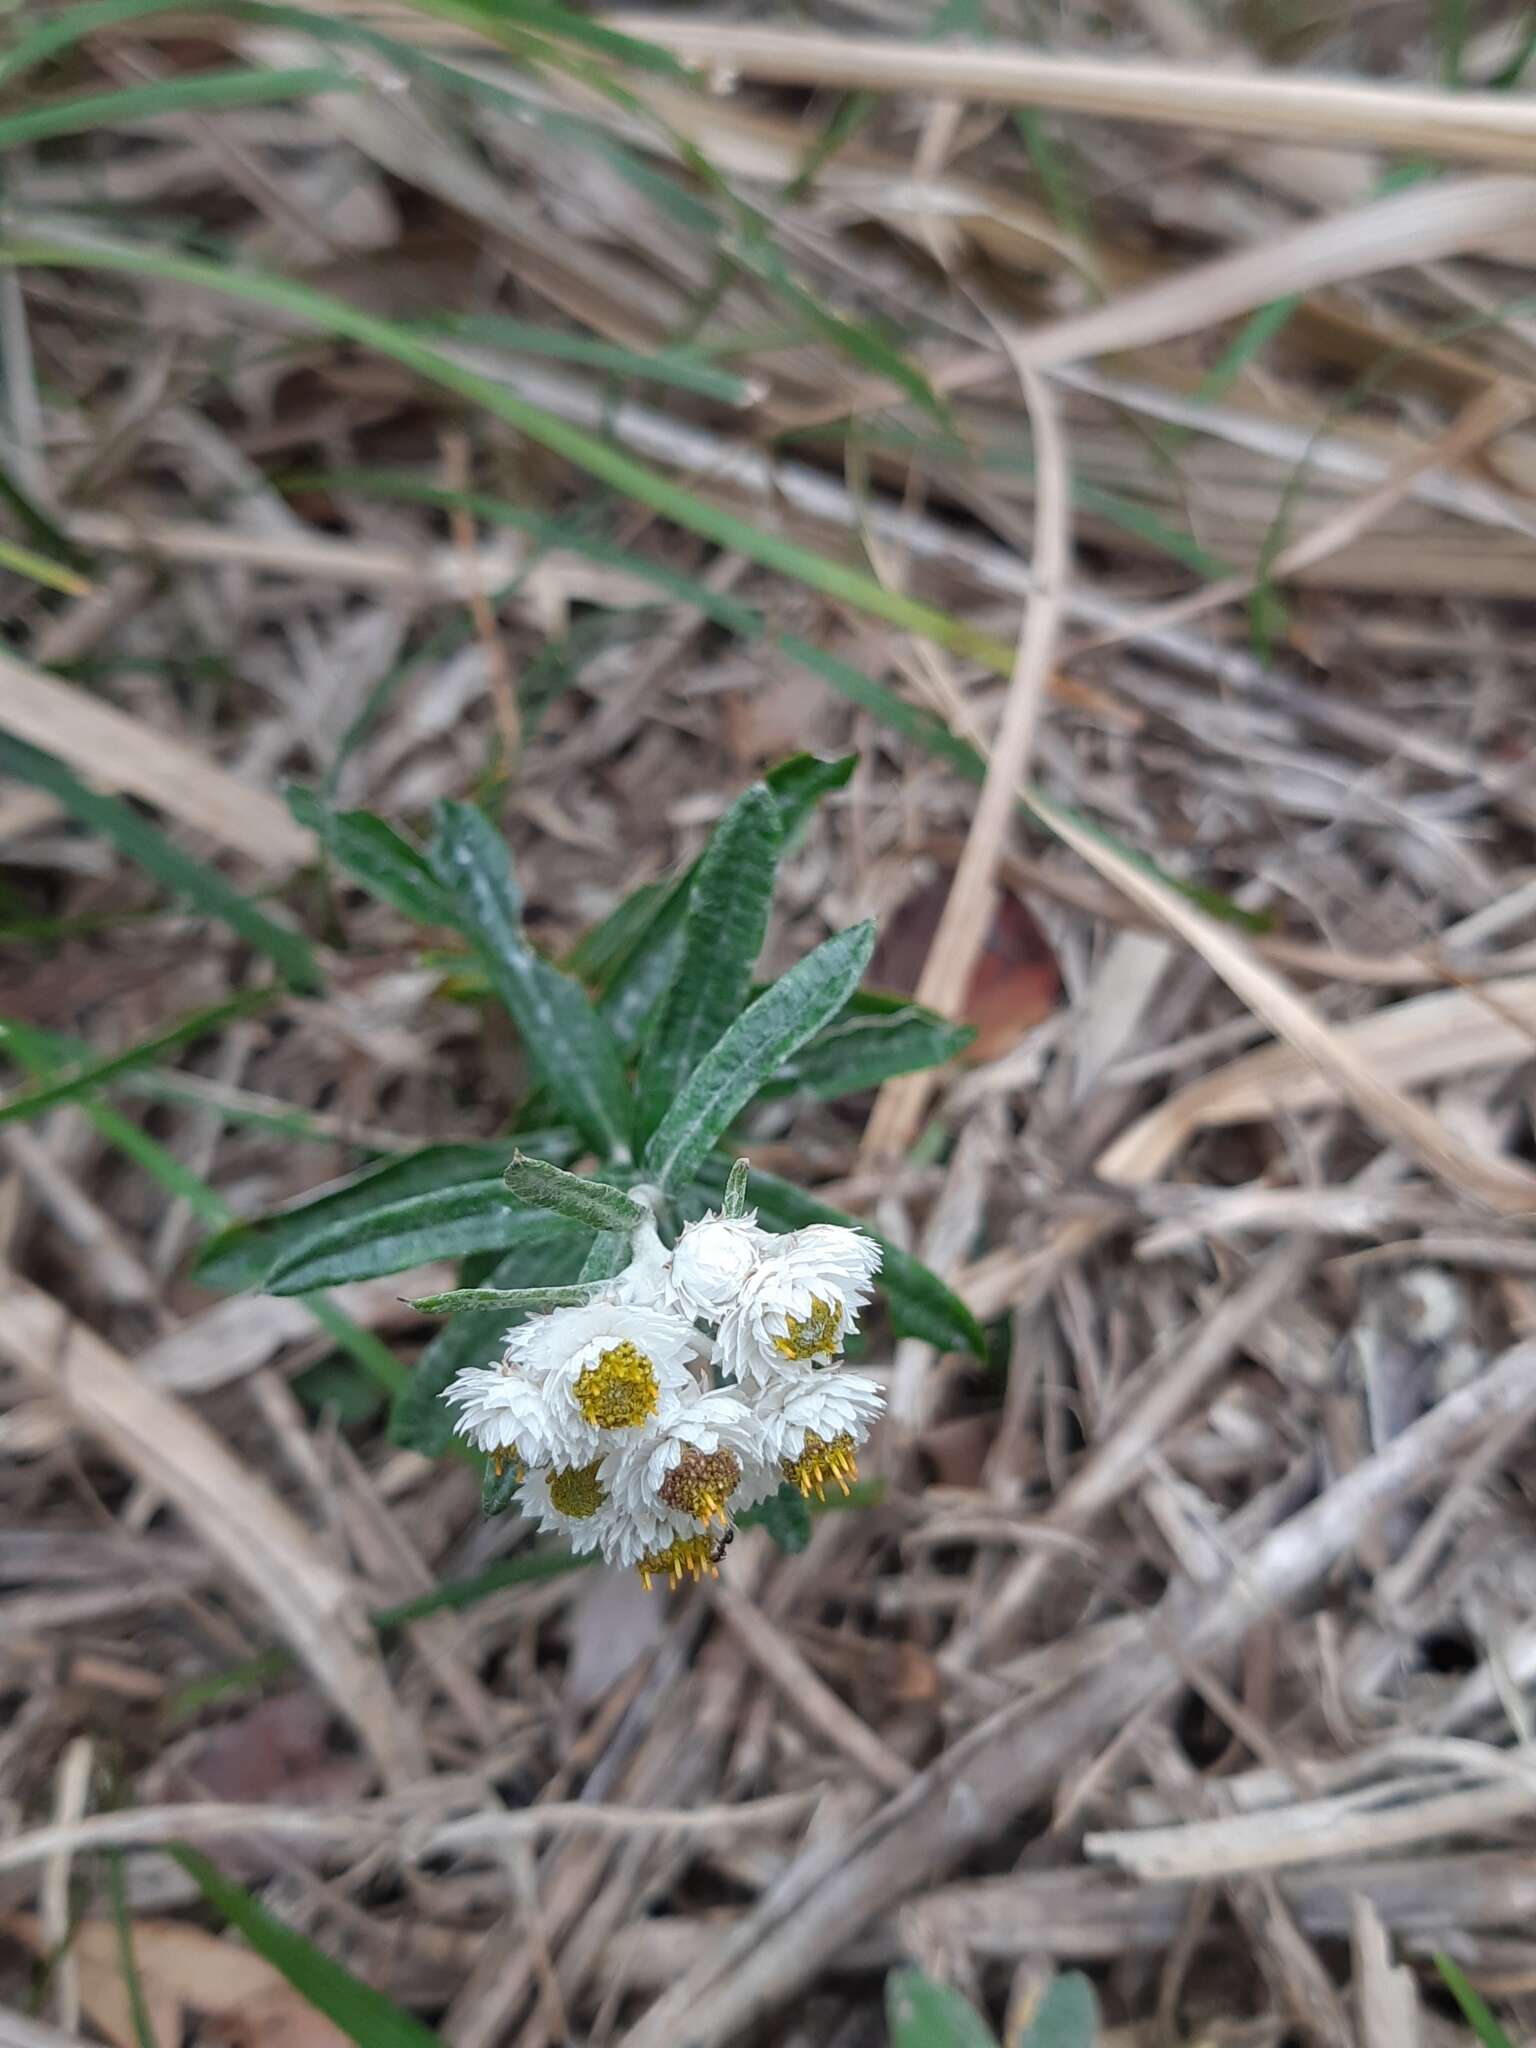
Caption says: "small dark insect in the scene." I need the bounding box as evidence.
[707,1527,736,1566]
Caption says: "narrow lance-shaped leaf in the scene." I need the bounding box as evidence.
[170,1848,443,2048]
[502,1151,645,1234]
[0,735,323,991]
[643,921,876,1193]
[264,1180,535,1294]
[195,1142,527,1291]
[636,782,780,1138]
[389,1216,592,1457]
[761,1003,975,1102]
[407,1282,595,1315]
[722,1156,751,1218]
[287,786,457,928]
[431,801,634,1162]
[690,1158,988,1361]
[482,1460,523,1516]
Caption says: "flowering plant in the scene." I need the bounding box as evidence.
[198,758,985,1584]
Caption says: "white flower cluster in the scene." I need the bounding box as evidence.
[443,1210,883,1589]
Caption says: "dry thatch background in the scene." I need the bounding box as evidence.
[7,3,1536,2044]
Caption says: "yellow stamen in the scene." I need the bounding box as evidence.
[574,1339,659,1429]
[780,1430,858,1500]
[635,1532,720,1591]
[545,1459,606,1519]
[772,1295,843,1361]
[490,1449,524,1483]
[658,1447,742,1527]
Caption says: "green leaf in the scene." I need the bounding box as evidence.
[1012,1973,1100,2048]
[287,787,456,927]
[264,1180,536,1294]
[578,1231,633,1284]
[0,64,355,151]
[722,1156,751,1218]
[107,1853,161,2048]
[636,783,780,1138]
[762,1003,974,1102]
[643,922,876,1192]
[886,1968,999,2048]
[1436,1956,1516,2048]
[169,1847,443,2048]
[755,1483,812,1554]
[431,801,634,1161]
[409,313,754,404]
[389,1219,591,1456]
[502,1151,645,1234]
[762,750,857,841]
[692,1158,988,1360]
[0,736,321,991]
[481,1460,523,1516]
[194,1143,520,1291]
[407,1282,594,1314]
[0,239,1014,675]
[0,989,272,1132]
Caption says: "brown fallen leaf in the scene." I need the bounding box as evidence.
[870,870,1061,1063]
[6,1913,349,2048]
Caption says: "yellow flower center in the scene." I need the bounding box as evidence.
[573,1339,659,1429]
[772,1295,843,1361]
[658,1447,742,1527]
[781,1429,858,1500]
[545,1459,606,1519]
[636,1532,721,1592]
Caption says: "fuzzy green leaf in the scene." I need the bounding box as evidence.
[1013,1974,1101,2048]
[481,1461,523,1516]
[389,1218,591,1456]
[407,1283,595,1314]
[722,1156,751,1218]
[691,1158,987,1360]
[502,1151,645,1234]
[195,1143,527,1291]
[763,1003,974,1101]
[171,1847,443,2047]
[432,800,634,1161]
[635,783,780,1138]
[755,1483,812,1554]
[886,1970,998,2048]
[287,787,456,927]
[265,1180,537,1294]
[643,921,876,1192]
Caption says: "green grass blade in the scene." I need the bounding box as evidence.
[263,1180,535,1294]
[0,989,272,1132]
[1435,1956,1515,2048]
[107,1852,161,2048]
[0,66,354,151]
[170,1847,443,2047]
[635,782,780,1139]
[411,314,754,403]
[0,736,322,991]
[431,800,634,1162]
[0,532,91,594]
[0,238,1008,673]
[643,921,876,1192]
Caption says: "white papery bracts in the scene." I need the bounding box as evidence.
[443,1195,884,1586]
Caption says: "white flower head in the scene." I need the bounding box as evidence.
[756,1367,885,1498]
[667,1208,771,1323]
[524,1299,703,1455]
[602,1384,760,1530]
[717,1223,881,1387]
[442,1359,561,1469]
